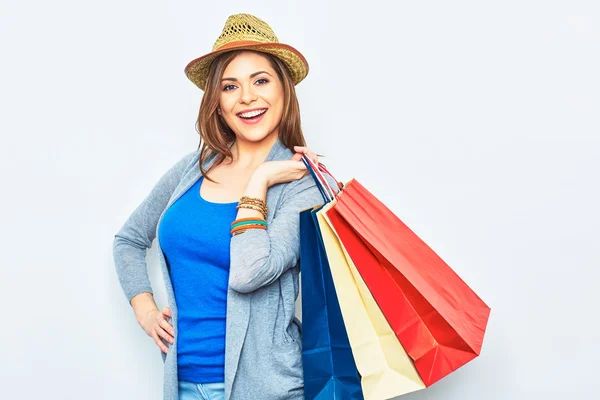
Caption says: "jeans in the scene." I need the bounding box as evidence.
[178,380,225,400]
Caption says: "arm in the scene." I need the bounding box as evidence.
[113,151,197,305]
[228,171,340,293]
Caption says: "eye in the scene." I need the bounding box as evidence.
[256,78,268,85]
[223,84,236,91]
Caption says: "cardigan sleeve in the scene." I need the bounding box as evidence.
[228,172,341,293]
[112,151,197,304]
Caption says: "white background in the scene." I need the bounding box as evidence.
[1,1,598,399]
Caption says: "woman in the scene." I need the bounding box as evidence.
[113,13,338,400]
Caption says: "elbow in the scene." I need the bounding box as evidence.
[228,232,274,293]
[228,258,274,293]
[228,278,256,294]
[113,232,148,251]
[228,231,294,293]
[229,252,286,293]
[228,275,260,294]
[112,234,124,254]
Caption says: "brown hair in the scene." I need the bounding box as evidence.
[194,49,307,182]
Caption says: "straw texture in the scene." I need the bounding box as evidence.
[184,14,309,91]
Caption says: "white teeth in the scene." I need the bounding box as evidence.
[238,109,266,118]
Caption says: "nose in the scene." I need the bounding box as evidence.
[238,83,258,105]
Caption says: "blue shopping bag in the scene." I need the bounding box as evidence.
[299,204,364,400]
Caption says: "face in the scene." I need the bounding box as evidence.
[218,51,284,143]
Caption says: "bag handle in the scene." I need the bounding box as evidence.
[317,162,343,191]
[301,156,332,203]
[301,155,341,203]
[304,155,336,198]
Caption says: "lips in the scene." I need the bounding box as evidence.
[236,108,268,118]
[236,108,268,125]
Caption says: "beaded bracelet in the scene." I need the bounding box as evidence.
[238,196,267,214]
[236,203,267,220]
[240,196,267,208]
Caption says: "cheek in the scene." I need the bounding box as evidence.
[273,98,285,118]
[219,96,231,110]
[268,89,285,112]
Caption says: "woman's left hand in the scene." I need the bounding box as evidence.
[255,145,319,187]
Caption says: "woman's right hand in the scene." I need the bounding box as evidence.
[256,146,320,187]
[138,306,175,353]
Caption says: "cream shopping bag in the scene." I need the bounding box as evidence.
[316,201,426,399]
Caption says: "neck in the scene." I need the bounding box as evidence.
[228,131,279,170]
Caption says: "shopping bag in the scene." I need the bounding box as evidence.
[303,156,491,387]
[299,204,364,400]
[315,201,426,399]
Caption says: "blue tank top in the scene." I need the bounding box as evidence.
[158,175,238,383]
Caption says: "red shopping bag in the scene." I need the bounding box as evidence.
[312,161,491,387]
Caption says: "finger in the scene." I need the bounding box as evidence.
[297,152,317,170]
[290,152,303,161]
[294,159,307,170]
[162,306,172,318]
[294,146,317,162]
[152,331,169,353]
[293,145,308,153]
[157,324,174,344]
[159,318,175,338]
[294,146,314,156]
[294,148,316,160]
[156,329,172,353]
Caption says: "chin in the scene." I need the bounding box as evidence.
[236,128,277,143]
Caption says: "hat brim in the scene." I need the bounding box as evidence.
[184,41,309,91]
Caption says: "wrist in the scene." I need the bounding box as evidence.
[252,164,272,188]
[131,292,159,323]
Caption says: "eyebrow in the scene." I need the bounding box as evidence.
[221,70,272,82]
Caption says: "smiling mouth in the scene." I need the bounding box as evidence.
[237,108,268,119]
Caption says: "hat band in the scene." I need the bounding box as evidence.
[215,40,268,51]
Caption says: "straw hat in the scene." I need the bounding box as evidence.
[184,13,309,91]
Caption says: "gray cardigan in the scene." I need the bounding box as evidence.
[113,137,339,400]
